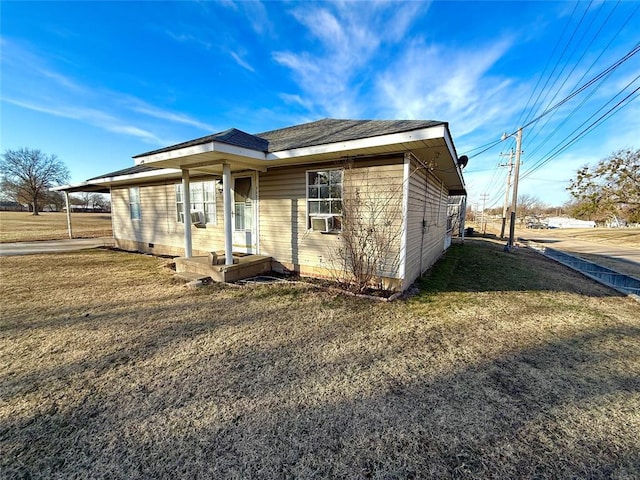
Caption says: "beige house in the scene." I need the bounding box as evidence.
[57,119,467,291]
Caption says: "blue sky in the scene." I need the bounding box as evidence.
[1,1,639,208]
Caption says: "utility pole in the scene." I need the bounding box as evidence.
[508,128,523,248]
[498,149,514,239]
[480,193,489,236]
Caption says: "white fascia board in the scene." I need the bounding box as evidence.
[135,141,266,165]
[265,125,448,161]
[50,168,182,192]
[88,168,182,185]
[51,182,92,192]
[442,127,466,191]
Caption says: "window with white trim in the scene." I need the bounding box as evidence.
[129,187,141,220]
[307,169,342,231]
[175,181,216,224]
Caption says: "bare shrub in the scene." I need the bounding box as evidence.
[329,160,403,292]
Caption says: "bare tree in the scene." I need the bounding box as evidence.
[0,148,70,215]
[329,161,403,292]
[46,191,66,212]
[90,193,110,212]
[517,194,543,224]
[78,192,92,211]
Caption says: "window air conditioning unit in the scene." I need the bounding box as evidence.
[311,216,333,233]
[190,211,204,225]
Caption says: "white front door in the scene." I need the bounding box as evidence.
[232,174,257,254]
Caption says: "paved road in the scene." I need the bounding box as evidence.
[0,237,115,256]
[518,231,640,278]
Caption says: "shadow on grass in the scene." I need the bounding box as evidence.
[415,238,623,297]
[2,304,639,479]
[2,247,638,478]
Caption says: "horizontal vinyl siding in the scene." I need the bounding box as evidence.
[112,178,225,255]
[259,157,404,276]
[404,158,449,288]
[259,164,338,271]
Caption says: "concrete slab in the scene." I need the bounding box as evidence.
[0,237,115,256]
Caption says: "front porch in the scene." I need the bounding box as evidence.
[175,252,272,283]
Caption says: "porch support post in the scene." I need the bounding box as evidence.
[64,192,73,239]
[182,169,193,258]
[222,162,233,266]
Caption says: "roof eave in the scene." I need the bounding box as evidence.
[265,124,450,161]
[51,168,183,193]
[134,140,266,168]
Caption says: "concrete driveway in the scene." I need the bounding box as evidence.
[0,237,115,256]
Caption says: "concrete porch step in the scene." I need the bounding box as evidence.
[174,271,211,283]
[175,254,272,283]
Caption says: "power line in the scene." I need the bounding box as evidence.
[525,1,636,156]
[515,1,581,130]
[461,138,503,159]
[502,41,640,140]
[524,0,619,149]
[521,79,640,179]
[526,0,595,130]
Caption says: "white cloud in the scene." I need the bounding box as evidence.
[220,1,272,36]
[375,38,520,136]
[274,2,426,118]
[125,101,216,132]
[230,51,256,73]
[165,30,213,49]
[279,93,313,110]
[3,98,166,144]
[1,39,215,145]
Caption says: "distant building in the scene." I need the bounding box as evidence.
[0,201,27,212]
[547,217,596,228]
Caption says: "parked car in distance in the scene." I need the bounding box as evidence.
[526,221,547,229]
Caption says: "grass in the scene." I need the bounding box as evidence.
[1,240,639,479]
[541,228,640,248]
[475,222,640,278]
[0,211,112,243]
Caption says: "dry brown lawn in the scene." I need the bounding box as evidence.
[1,240,639,479]
[0,211,112,243]
[525,227,640,248]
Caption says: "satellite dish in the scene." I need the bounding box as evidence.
[457,155,469,168]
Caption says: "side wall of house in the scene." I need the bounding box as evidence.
[111,176,225,256]
[258,156,405,286]
[403,157,449,290]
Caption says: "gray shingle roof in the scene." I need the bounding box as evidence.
[134,118,446,158]
[87,165,162,181]
[257,119,445,151]
[133,128,269,158]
